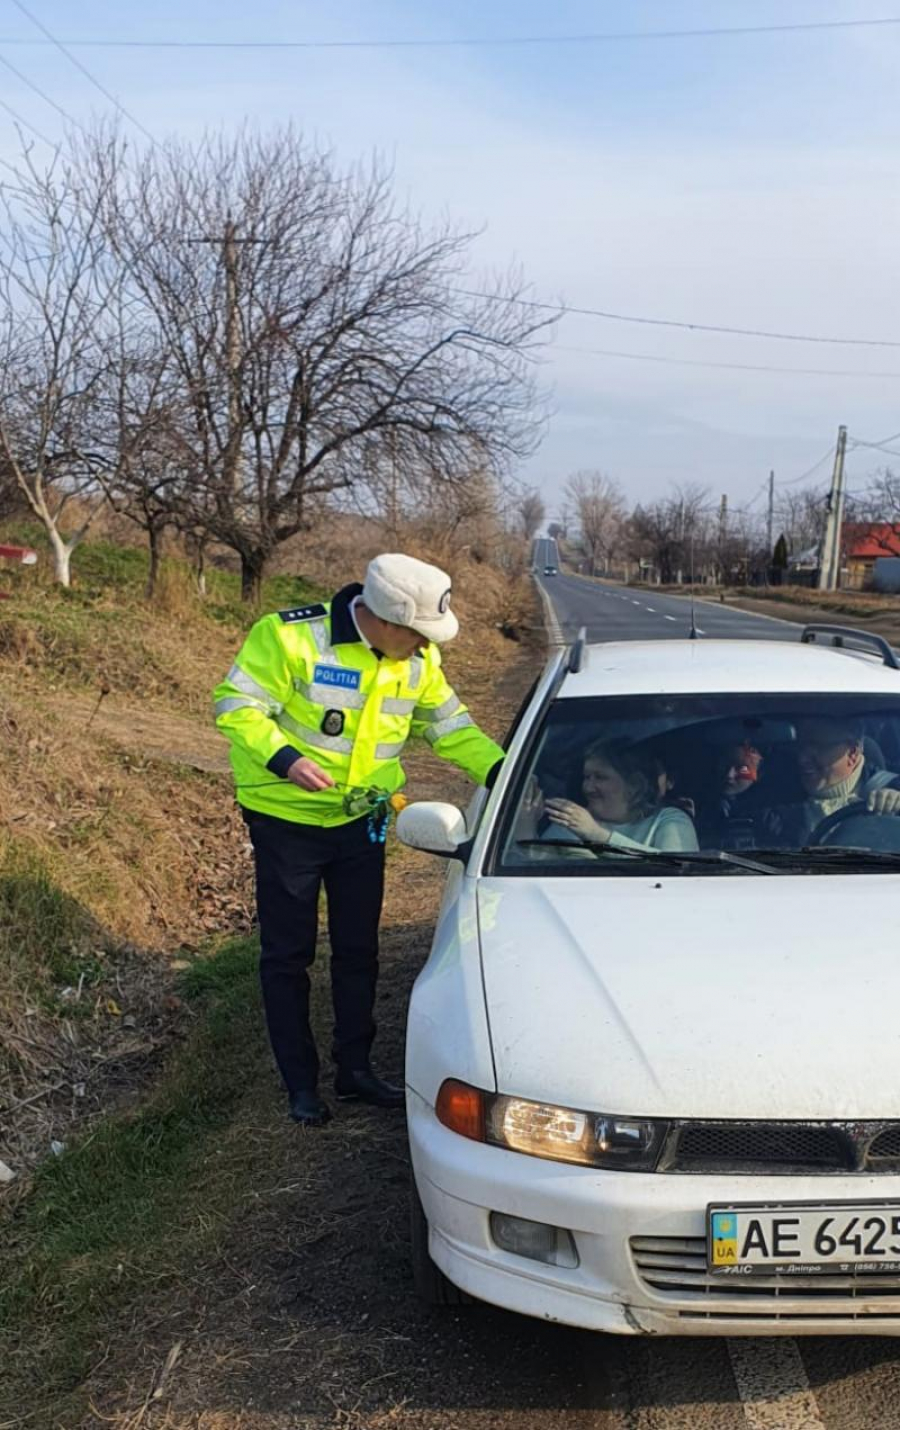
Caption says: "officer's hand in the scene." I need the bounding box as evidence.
[867,788,900,816]
[286,757,335,791]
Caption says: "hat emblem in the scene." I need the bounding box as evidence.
[438,588,452,614]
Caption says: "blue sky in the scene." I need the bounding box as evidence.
[2,0,899,518]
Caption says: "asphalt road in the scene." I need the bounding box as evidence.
[527,568,900,1430]
[537,571,799,645]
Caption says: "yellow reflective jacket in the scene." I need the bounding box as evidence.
[214,583,505,826]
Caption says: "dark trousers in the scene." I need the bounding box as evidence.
[244,809,386,1094]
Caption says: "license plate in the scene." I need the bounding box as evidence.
[708,1203,900,1275]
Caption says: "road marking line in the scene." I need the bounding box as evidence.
[631,600,641,606]
[695,628,706,635]
[664,591,798,628]
[644,606,655,612]
[727,1340,825,1430]
[532,576,564,647]
[664,615,677,622]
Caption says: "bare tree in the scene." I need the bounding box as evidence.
[92,301,188,597]
[566,470,625,575]
[519,488,545,542]
[96,130,551,601]
[0,146,118,584]
[776,485,828,559]
[853,468,900,525]
[629,484,710,584]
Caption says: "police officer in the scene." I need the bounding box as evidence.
[214,553,504,1126]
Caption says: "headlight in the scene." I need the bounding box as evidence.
[436,1080,666,1171]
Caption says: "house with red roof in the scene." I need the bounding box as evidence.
[842,523,900,589]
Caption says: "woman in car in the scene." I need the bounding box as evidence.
[519,737,699,853]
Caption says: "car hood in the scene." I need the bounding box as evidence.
[477,874,900,1120]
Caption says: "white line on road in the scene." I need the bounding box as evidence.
[664,615,677,622]
[533,577,564,647]
[727,1340,826,1430]
[645,606,655,612]
[672,592,797,628]
[631,600,641,606]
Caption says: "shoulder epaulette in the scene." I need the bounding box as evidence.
[278,603,328,624]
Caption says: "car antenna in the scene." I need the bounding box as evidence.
[688,532,699,640]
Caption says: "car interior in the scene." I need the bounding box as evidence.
[509,699,900,861]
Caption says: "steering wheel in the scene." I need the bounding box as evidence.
[810,802,900,849]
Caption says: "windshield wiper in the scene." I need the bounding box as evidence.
[513,840,781,874]
[796,845,900,868]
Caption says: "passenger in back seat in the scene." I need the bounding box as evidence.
[696,741,767,849]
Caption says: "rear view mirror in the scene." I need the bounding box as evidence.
[396,801,469,859]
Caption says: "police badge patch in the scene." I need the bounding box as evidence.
[321,709,345,736]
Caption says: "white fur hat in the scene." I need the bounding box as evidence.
[362,553,459,644]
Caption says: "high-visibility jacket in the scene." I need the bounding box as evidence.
[214,583,505,827]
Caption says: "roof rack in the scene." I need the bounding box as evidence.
[568,625,588,673]
[800,623,900,670]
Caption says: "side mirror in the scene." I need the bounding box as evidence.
[396,801,469,860]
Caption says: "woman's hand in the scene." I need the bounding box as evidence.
[545,798,611,845]
[515,776,545,841]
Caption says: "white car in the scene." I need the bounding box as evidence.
[398,625,900,1336]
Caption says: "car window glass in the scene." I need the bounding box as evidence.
[495,692,900,875]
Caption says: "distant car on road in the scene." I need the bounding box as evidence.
[542,564,558,576]
[399,624,900,1335]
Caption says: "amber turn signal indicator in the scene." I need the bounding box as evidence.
[436,1079,486,1142]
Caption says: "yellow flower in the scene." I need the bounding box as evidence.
[389,793,408,813]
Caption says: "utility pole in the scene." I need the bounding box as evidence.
[718,493,728,584]
[190,220,267,498]
[817,425,848,591]
[223,216,241,494]
[766,470,775,556]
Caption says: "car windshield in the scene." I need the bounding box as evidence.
[495,692,900,875]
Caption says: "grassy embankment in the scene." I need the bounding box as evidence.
[0,529,325,1420]
[0,525,535,1427]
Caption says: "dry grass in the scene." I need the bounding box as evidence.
[0,517,539,1371]
[730,584,900,619]
[0,601,544,1430]
[0,687,256,1173]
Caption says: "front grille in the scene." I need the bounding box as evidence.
[668,1123,851,1173]
[868,1127,900,1162]
[631,1235,900,1322]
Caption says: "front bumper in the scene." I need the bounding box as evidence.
[408,1089,900,1336]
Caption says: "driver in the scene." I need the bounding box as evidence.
[766,717,900,845]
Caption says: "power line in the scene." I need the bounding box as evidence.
[8,0,156,144]
[778,447,837,489]
[0,49,84,131]
[553,341,900,380]
[457,288,900,349]
[0,93,55,148]
[851,439,900,459]
[849,431,900,455]
[0,16,899,49]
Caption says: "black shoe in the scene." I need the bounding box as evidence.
[289,1089,332,1127]
[334,1068,405,1109]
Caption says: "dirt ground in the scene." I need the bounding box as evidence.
[43,634,607,1430]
